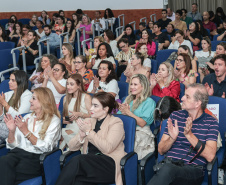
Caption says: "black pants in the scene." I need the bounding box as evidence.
[56,154,115,185]
[0,147,41,185]
[18,54,36,69]
[147,163,204,185]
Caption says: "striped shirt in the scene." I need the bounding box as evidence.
[164,110,219,166]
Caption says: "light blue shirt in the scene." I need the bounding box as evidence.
[41,32,60,47]
[117,97,156,126]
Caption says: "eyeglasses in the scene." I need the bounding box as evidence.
[73,61,83,64]
[175,59,184,62]
[52,68,61,72]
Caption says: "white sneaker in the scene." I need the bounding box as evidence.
[218,168,224,184]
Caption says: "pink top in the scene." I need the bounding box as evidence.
[80,24,92,48]
[135,41,156,56]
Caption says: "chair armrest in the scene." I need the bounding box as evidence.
[140,152,155,185]
[120,152,138,185]
[0,144,9,157]
[207,156,218,185]
[40,148,62,185]
[59,150,81,170]
[153,126,160,137]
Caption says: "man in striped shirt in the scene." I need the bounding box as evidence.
[148,83,219,185]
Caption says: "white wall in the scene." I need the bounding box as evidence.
[1,0,163,12]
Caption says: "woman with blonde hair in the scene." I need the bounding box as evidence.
[0,87,61,184]
[71,55,94,91]
[29,14,38,28]
[124,52,150,82]
[150,62,180,102]
[76,14,93,49]
[118,74,156,159]
[59,43,75,74]
[60,74,92,150]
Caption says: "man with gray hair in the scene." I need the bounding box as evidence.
[147,83,219,185]
[187,3,202,21]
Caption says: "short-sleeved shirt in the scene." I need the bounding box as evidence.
[89,56,115,70]
[164,110,219,166]
[203,21,217,32]
[189,32,202,47]
[87,79,119,100]
[187,12,202,21]
[217,28,226,41]
[47,78,67,104]
[151,32,169,44]
[202,73,226,98]
[181,17,193,26]
[122,34,139,46]
[195,50,215,68]
[170,20,187,32]
[157,19,172,30]
[117,97,156,126]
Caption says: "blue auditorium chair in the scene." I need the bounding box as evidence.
[179,83,185,101]
[18,18,31,25]
[151,59,157,74]
[211,41,226,51]
[0,19,9,28]
[120,72,127,82]
[118,81,129,100]
[0,42,15,50]
[140,119,218,185]
[156,49,177,69]
[213,35,220,41]
[59,114,137,185]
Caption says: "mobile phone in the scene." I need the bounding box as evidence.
[65,116,70,121]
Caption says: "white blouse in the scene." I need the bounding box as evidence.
[6,113,61,154]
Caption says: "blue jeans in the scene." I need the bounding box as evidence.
[147,163,204,185]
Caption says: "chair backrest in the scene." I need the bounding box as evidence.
[0,42,15,50]
[58,95,66,128]
[211,41,226,51]
[92,69,98,76]
[179,83,185,101]
[117,81,129,100]
[0,79,10,93]
[113,114,136,153]
[150,95,161,104]
[157,119,167,162]
[208,96,226,166]
[151,59,157,74]
[213,35,219,41]
[120,72,127,82]
[156,49,178,69]
[18,18,31,25]
[0,19,9,28]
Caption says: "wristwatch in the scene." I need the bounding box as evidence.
[98,86,102,90]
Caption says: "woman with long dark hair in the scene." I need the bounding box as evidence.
[0,70,32,144]
[38,10,51,25]
[103,8,116,29]
[63,20,76,44]
[87,60,119,99]
[186,21,201,52]
[135,29,156,57]
[116,24,139,47]
[87,42,116,69]
[0,25,8,42]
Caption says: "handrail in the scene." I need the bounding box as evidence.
[11,46,26,72]
[92,22,100,37]
[76,26,86,55]
[140,17,147,23]
[129,21,136,30]
[118,14,125,28]
[59,32,69,58]
[81,38,93,56]
[37,38,50,57]
[34,56,43,69]
[150,14,157,22]
[116,26,124,38]
[0,67,19,81]
[105,18,114,32]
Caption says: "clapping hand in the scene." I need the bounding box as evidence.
[184,117,193,136]
[14,115,29,135]
[118,103,130,115]
[150,73,157,87]
[69,111,80,121]
[204,83,214,96]
[174,69,181,79]
[0,92,6,105]
[77,118,92,133]
[222,92,225,99]
[4,114,16,133]
[93,76,100,89]
[167,118,179,141]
